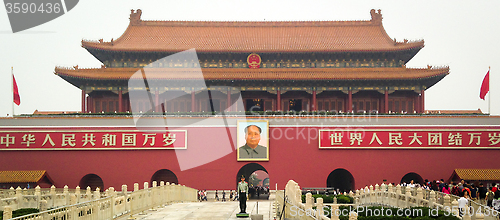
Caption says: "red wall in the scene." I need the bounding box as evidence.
[1,126,499,191]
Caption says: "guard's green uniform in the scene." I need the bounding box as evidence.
[237,180,249,213]
[239,144,267,159]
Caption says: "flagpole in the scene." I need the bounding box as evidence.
[11,67,14,117]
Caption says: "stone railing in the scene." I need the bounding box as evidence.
[275,181,499,220]
[1,185,100,212]
[354,183,498,220]
[2,181,197,220]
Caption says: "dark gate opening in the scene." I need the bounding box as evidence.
[289,99,302,111]
[236,163,269,200]
[79,174,104,192]
[326,168,355,193]
[151,169,178,186]
[400,172,424,185]
[246,99,263,111]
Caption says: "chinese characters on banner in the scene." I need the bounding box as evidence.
[319,128,500,148]
[0,128,187,150]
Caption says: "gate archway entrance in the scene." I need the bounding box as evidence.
[400,172,424,185]
[151,169,178,185]
[326,168,355,193]
[236,163,269,200]
[79,174,104,191]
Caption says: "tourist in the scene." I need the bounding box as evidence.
[462,184,471,198]
[486,187,495,207]
[215,190,219,201]
[204,190,208,201]
[442,184,450,194]
[407,180,415,188]
[495,184,500,199]
[451,183,461,196]
[222,190,226,202]
[458,190,469,217]
[458,180,465,191]
[421,183,430,190]
[431,180,439,191]
[469,183,478,201]
[439,179,445,191]
[230,190,234,201]
[478,183,487,205]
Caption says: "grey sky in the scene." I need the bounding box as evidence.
[0,0,498,116]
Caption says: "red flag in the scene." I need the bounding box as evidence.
[480,70,489,100]
[13,74,20,105]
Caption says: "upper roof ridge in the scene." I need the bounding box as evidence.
[129,8,381,27]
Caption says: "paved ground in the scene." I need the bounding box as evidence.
[118,200,274,220]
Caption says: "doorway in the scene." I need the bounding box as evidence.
[288,99,302,111]
[236,163,270,200]
[326,168,355,193]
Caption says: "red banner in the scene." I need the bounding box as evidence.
[0,128,186,150]
[319,128,500,149]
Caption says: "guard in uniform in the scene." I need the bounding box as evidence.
[237,175,249,213]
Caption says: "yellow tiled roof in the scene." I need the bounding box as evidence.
[0,170,47,183]
[81,9,424,53]
[454,169,500,181]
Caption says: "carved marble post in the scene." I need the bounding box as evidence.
[3,206,12,219]
[451,200,459,217]
[316,197,324,217]
[349,210,358,220]
[64,185,69,205]
[305,193,313,210]
[429,191,436,208]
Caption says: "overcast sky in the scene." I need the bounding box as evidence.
[0,0,499,116]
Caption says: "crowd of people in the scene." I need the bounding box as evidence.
[197,189,240,202]
[197,186,269,202]
[401,179,500,209]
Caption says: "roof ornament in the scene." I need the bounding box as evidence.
[130,9,142,25]
[370,9,383,24]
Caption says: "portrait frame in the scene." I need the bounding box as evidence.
[237,120,269,161]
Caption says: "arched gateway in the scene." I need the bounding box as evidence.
[151,169,178,185]
[79,174,104,191]
[326,168,355,193]
[236,163,269,199]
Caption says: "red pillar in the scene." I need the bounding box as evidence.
[312,90,317,111]
[421,89,425,113]
[227,88,231,111]
[81,89,86,113]
[155,90,159,112]
[118,89,123,113]
[277,89,281,111]
[348,90,353,113]
[86,96,90,113]
[191,91,196,112]
[384,90,389,113]
[414,94,419,113]
[88,96,93,113]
